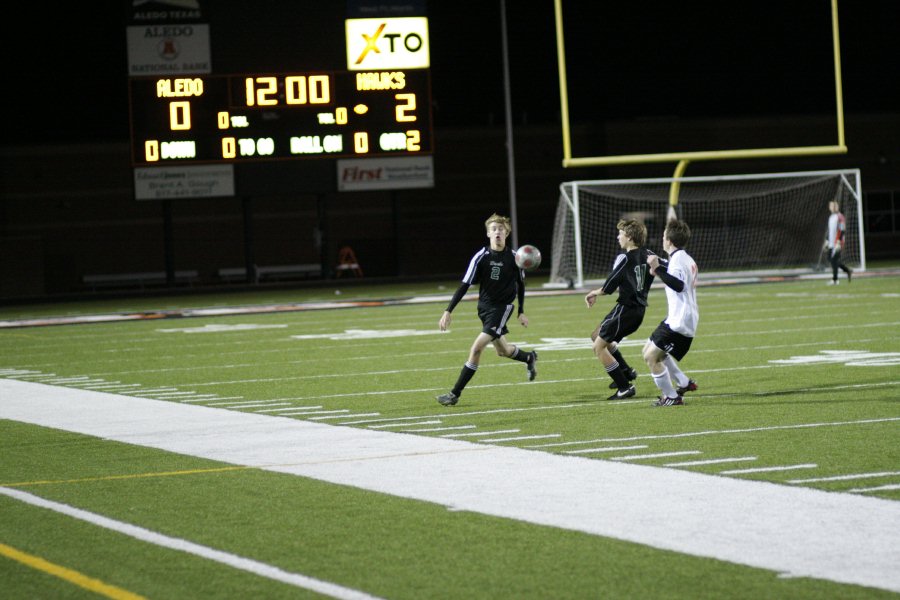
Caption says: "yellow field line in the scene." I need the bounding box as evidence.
[0,542,145,600]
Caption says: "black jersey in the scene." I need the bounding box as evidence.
[445,246,525,314]
[600,247,655,307]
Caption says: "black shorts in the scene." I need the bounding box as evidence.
[595,303,646,344]
[478,303,515,339]
[649,321,693,361]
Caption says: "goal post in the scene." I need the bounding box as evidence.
[548,169,864,288]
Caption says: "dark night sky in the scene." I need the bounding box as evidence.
[4,1,898,145]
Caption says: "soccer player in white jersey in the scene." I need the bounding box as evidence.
[824,200,852,285]
[643,219,699,406]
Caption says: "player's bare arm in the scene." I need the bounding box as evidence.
[439,311,452,331]
[584,288,607,308]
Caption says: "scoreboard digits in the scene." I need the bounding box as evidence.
[129,70,432,165]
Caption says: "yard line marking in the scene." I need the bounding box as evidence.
[720,464,818,475]
[664,457,758,467]
[180,396,245,403]
[441,429,520,438]
[311,413,381,420]
[211,401,293,409]
[788,471,900,484]
[478,434,561,443]
[402,425,475,433]
[369,420,442,429]
[527,417,900,447]
[250,405,324,412]
[0,541,146,600]
[0,487,384,600]
[563,444,650,454]
[276,409,349,416]
[564,445,649,454]
[611,451,702,461]
[848,484,900,493]
[2,377,900,592]
[340,403,589,425]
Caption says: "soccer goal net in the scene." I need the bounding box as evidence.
[548,169,864,288]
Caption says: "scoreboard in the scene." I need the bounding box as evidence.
[127,13,433,169]
[129,69,432,166]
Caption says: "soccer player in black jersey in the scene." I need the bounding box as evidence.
[584,219,655,400]
[436,213,538,406]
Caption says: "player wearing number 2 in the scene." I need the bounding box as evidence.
[584,219,655,400]
[643,219,699,407]
[435,213,539,407]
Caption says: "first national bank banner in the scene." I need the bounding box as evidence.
[337,156,434,191]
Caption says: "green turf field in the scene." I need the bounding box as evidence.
[1,273,898,599]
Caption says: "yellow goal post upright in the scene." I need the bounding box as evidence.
[553,0,847,173]
[550,0,856,288]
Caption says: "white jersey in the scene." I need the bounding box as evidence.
[664,249,699,337]
[826,212,846,250]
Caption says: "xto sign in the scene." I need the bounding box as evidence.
[345,17,430,70]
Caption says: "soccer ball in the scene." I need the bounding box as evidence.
[515,244,542,271]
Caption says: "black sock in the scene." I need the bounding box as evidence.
[611,348,631,373]
[605,361,630,389]
[452,362,477,396]
[510,347,531,364]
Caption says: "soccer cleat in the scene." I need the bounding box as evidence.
[676,380,698,395]
[607,385,636,400]
[652,395,684,407]
[436,392,459,406]
[608,367,638,389]
[527,351,539,381]
[827,280,839,285]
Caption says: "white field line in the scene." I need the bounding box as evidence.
[401,425,475,433]
[849,484,900,493]
[477,434,562,443]
[310,413,381,421]
[720,464,818,475]
[528,416,900,448]
[254,405,323,412]
[4,379,897,592]
[0,487,383,600]
[369,421,442,429]
[664,457,758,467]
[441,429,520,438]
[788,471,900,484]
[210,401,293,409]
[564,445,649,455]
[610,451,702,461]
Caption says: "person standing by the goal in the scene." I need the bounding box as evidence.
[435,213,538,407]
[825,200,852,285]
[643,219,699,406]
[584,219,655,400]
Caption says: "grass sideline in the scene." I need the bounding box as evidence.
[1,274,899,599]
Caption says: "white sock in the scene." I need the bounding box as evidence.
[663,355,689,388]
[652,366,678,399]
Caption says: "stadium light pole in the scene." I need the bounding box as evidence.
[500,0,519,249]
